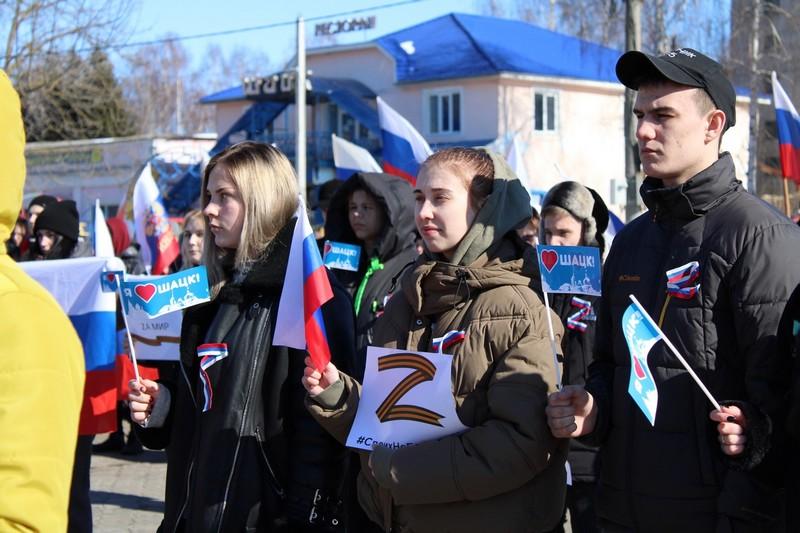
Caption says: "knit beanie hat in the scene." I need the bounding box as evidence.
[34,199,80,241]
[27,194,57,212]
[540,181,609,254]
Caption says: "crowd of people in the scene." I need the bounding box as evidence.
[4,45,800,533]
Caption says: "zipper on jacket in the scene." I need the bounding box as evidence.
[217,301,271,532]
[171,359,199,532]
[255,425,286,498]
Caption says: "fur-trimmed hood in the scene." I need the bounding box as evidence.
[539,181,609,254]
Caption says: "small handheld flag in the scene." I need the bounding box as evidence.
[536,245,604,389]
[622,299,663,425]
[536,245,602,296]
[623,295,721,425]
[274,197,334,370]
[120,266,211,319]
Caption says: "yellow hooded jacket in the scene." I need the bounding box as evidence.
[0,70,85,532]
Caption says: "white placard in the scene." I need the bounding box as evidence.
[346,346,468,451]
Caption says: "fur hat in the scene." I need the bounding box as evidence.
[540,181,609,254]
[33,199,79,241]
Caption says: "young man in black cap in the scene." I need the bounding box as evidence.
[546,48,800,531]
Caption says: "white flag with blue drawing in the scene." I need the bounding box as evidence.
[120,266,211,319]
[22,257,124,371]
[332,133,382,180]
[622,299,662,425]
[537,245,602,296]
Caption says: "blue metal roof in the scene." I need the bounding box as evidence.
[200,85,245,104]
[375,13,622,84]
[200,14,624,105]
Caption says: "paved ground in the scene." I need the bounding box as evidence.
[90,432,166,532]
[88,432,573,532]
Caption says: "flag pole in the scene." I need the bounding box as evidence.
[295,15,307,202]
[541,290,563,390]
[115,274,141,384]
[783,177,791,217]
[629,295,720,410]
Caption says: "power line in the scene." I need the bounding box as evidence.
[89,0,425,53]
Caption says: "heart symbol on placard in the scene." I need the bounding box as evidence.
[106,273,116,283]
[541,250,558,272]
[135,283,157,303]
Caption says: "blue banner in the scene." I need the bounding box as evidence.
[121,265,210,318]
[622,300,662,425]
[536,245,601,296]
[323,240,361,272]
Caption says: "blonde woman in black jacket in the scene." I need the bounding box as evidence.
[129,142,356,532]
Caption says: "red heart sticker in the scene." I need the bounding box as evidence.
[541,250,558,272]
[106,273,116,282]
[134,283,157,303]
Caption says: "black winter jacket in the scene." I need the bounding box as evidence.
[585,154,800,532]
[324,172,417,379]
[550,292,600,483]
[136,219,356,532]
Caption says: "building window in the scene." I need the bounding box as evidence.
[329,104,374,143]
[533,90,558,132]
[425,88,462,134]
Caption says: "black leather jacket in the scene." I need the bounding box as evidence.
[137,219,356,532]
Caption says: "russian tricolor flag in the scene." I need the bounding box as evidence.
[773,72,800,185]
[377,96,432,185]
[274,197,334,370]
[332,133,382,180]
[22,256,124,434]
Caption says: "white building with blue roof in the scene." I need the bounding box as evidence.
[199,13,752,214]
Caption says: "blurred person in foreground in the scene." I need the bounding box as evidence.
[0,69,84,531]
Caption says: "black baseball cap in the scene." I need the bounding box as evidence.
[616,47,736,129]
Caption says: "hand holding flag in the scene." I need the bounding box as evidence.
[274,197,334,370]
[623,295,720,425]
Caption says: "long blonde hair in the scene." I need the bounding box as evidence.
[201,141,298,295]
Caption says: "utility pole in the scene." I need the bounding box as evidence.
[296,16,307,201]
[747,0,762,195]
[624,0,643,221]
